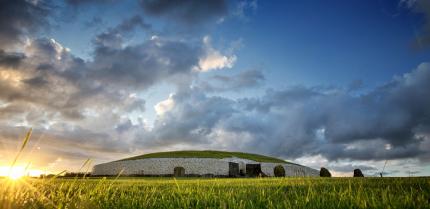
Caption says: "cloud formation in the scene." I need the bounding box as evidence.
[196,69,265,92]
[402,0,430,48]
[197,36,237,72]
[0,0,51,48]
[138,63,430,162]
[0,0,428,176]
[0,14,220,166]
[91,35,200,89]
[93,15,151,49]
[66,0,116,6]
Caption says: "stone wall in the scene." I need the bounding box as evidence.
[261,163,319,177]
[92,158,230,176]
[92,157,319,177]
[221,157,319,177]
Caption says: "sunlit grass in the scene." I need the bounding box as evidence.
[0,177,429,209]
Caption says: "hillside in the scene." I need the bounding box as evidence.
[117,150,288,163]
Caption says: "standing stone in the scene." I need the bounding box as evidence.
[274,165,286,177]
[320,167,331,177]
[174,167,185,177]
[246,164,262,177]
[353,169,364,177]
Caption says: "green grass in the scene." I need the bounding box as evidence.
[117,150,288,163]
[1,177,429,209]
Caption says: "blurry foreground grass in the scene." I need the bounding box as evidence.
[1,177,429,209]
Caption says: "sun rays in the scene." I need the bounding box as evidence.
[0,166,44,180]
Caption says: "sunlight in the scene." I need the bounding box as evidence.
[1,166,25,180]
[0,166,44,180]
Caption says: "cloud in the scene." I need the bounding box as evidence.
[0,50,26,68]
[0,35,152,125]
[197,36,237,72]
[93,15,151,49]
[0,14,208,167]
[0,125,134,170]
[91,36,200,89]
[135,62,430,162]
[138,89,236,147]
[0,0,51,49]
[401,0,430,48]
[1,0,428,173]
[3,34,428,166]
[66,0,117,7]
[139,0,227,26]
[196,69,265,92]
[154,94,175,116]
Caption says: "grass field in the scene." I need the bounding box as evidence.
[1,177,429,209]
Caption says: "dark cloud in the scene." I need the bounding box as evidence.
[66,0,116,6]
[93,15,151,48]
[88,16,202,90]
[0,50,25,68]
[329,164,377,173]
[0,37,151,123]
[0,0,51,48]
[139,0,227,25]
[91,36,200,89]
[402,0,430,49]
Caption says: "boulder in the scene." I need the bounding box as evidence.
[320,167,331,177]
[353,169,364,177]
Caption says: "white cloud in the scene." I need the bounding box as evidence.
[197,36,237,72]
[154,94,175,115]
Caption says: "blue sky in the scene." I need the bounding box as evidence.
[54,0,430,87]
[0,0,429,177]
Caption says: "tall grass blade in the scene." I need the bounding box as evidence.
[8,128,32,176]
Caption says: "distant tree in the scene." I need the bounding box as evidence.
[320,167,331,177]
[40,174,56,179]
[353,169,364,177]
[63,172,91,178]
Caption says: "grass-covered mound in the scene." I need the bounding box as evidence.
[117,150,288,163]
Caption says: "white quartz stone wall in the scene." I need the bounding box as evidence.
[92,157,319,177]
[92,158,230,176]
[261,163,319,177]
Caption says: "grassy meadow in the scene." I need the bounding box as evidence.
[1,177,429,209]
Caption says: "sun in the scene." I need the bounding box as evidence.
[7,166,26,180]
[0,166,44,180]
[8,167,25,180]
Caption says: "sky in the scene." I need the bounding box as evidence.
[0,0,429,177]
